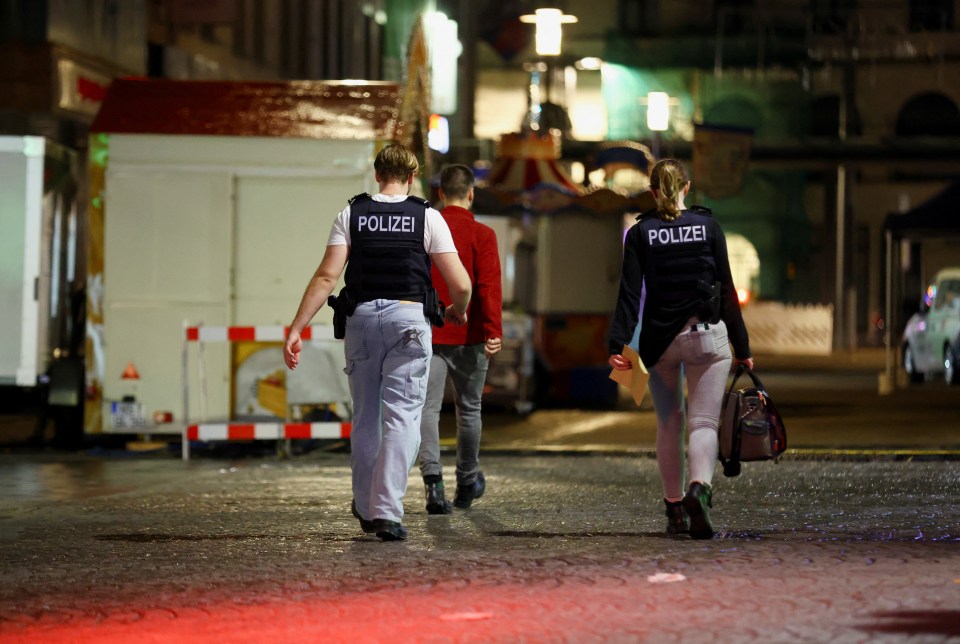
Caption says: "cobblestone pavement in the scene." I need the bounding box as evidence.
[1,453,959,643]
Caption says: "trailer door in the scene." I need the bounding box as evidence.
[0,137,47,386]
[232,175,361,325]
[231,173,364,418]
[102,169,233,424]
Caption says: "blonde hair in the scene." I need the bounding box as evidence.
[649,159,689,222]
[374,144,419,183]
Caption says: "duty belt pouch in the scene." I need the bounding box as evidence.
[718,364,788,477]
[328,288,357,340]
[697,280,722,323]
[329,295,346,339]
[423,287,445,328]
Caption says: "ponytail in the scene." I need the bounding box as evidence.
[650,159,689,222]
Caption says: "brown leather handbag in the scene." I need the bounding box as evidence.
[719,364,787,477]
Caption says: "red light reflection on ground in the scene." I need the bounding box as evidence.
[0,574,678,642]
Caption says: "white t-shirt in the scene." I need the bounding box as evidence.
[327,194,457,254]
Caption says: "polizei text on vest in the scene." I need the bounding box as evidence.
[357,214,416,233]
[648,225,708,246]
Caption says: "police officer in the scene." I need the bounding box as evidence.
[284,144,471,542]
[608,158,753,540]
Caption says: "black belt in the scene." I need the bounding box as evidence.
[357,295,425,304]
[690,322,711,332]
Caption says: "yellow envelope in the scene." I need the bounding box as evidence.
[609,344,649,406]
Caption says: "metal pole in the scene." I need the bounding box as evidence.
[885,230,893,376]
[198,324,208,424]
[182,320,190,461]
[714,8,725,78]
[459,0,476,140]
[834,165,846,351]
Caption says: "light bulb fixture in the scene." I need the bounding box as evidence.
[520,8,578,56]
[575,57,603,71]
[646,91,670,132]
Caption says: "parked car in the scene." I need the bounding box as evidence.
[902,267,960,385]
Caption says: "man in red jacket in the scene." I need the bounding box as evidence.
[419,164,503,513]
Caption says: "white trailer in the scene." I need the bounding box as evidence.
[0,136,83,388]
[0,136,49,388]
[86,79,402,435]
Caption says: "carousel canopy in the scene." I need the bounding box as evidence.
[474,132,655,215]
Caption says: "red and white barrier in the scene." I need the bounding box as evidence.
[181,323,343,461]
[185,325,336,342]
[187,422,351,441]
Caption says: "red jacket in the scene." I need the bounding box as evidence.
[432,205,502,345]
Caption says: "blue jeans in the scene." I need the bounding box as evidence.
[345,300,431,523]
[646,317,732,500]
[418,343,489,486]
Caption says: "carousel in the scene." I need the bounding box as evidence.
[471,131,656,409]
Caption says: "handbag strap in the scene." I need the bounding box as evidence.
[728,362,767,394]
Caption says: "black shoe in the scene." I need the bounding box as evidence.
[373,519,408,541]
[683,482,714,540]
[664,499,688,534]
[424,480,453,515]
[351,500,376,534]
[454,471,485,509]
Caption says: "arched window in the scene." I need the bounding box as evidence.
[896,92,960,136]
[727,234,760,303]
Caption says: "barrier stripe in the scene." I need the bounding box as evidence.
[186,422,352,441]
[184,325,336,342]
[228,327,256,342]
[254,327,286,342]
[200,327,228,342]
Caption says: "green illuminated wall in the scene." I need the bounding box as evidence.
[602,64,808,143]
[601,63,815,302]
[602,65,695,141]
[694,172,814,303]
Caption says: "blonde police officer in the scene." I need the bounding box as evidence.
[608,158,753,539]
[284,144,471,541]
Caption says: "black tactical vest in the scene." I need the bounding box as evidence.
[344,194,433,302]
[636,206,719,319]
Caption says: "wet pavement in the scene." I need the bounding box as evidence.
[1,452,959,642]
[2,349,960,641]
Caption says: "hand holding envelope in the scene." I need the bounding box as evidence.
[608,344,649,406]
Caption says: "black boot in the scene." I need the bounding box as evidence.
[454,471,485,509]
[664,499,688,534]
[683,481,714,539]
[351,500,376,534]
[373,519,408,541]
[424,478,453,515]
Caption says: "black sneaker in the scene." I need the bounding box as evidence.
[454,471,486,509]
[664,499,688,534]
[424,480,453,515]
[373,519,408,541]
[351,500,376,534]
[683,482,714,540]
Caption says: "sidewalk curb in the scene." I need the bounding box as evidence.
[471,446,960,461]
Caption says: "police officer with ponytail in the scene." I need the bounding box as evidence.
[284,144,471,541]
[609,158,753,539]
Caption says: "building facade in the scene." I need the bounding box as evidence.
[470,0,960,347]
